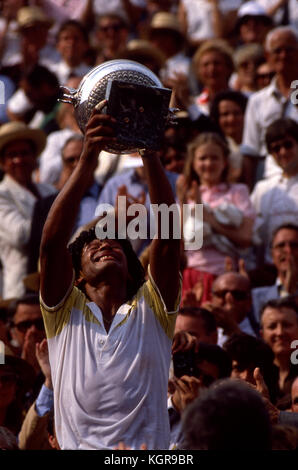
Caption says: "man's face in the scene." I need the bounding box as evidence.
[1,139,36,186]
[198,51,231,91]
[174,314,217,344]
[240,17,269,44]
[211,274,251,324]
[271,228,298,277]
[231,360,255,385]
[261,306,298,357]
[268,31,298,76]
[12,303,44,348]
[269,135,298,175]
[96,17,128,51]
[62,140,83,171]
[57,25,88,64]
[80,238,129,285]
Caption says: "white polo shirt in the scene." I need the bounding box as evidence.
[40,269,180,450]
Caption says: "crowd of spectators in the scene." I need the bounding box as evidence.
[0,0,298,452]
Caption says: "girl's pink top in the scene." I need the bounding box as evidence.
[186,183,256,275]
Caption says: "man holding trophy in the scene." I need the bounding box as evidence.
[39,61,181,449]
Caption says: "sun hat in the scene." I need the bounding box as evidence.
[149,12,184,38]
[0,121,47,158]
[236,1,272,28]
[117,39,166,69]
[17,6,54,31]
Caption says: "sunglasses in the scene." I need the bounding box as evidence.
[13,318,44,333]
[98,24,123,33]
[256,72,275,81]
[213,289,248,301]
[270,140,295,154]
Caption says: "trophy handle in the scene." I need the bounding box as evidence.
[166,108,180,125]
[58,86,78,105]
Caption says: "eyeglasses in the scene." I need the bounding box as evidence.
[270,140,295,154]
[13,318,44,333]
[256,72,275,81]
[272,241,298,251]
[0,374,17,386]
[98,24,123,33]
[212,289,248,301]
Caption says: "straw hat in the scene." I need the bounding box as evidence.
[0,122,47,158]
[117,39,166,69]
[149,12,184,38]
[17,6,54,31]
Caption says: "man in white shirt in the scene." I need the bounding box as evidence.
[39,104,181,449]
[241,25,298,187]
[251,117,298,263]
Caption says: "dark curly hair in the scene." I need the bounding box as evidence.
[68,227,146,300]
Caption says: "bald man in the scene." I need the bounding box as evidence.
[203,271,258,347]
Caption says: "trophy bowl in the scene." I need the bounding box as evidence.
[59,59,174,153]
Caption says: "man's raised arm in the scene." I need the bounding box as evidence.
[140,150,181,312]
[40,108,116,307]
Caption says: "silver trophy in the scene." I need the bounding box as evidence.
[59,59,176,153]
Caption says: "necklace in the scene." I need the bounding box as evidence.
[102,315,114,324]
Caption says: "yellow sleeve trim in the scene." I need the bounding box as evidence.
[40,281,100,338]
[143,265,181,340]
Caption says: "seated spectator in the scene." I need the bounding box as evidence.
[48,19,91,85]
[251,118,298,264]
[231,43,265,95]
[147,11,191,83]
[234,1,273,46]
[180,378,272,450]
[116,39,166,78]
[18,339,54,450]
[169,39,234,118]
[0,0,26,67]
[193,39,235,116]
[177,133,255,301]
[260,297,298,409]
[6,65,61,135]
[255,59,275,90]
[94,13,130,65]
[174,307,218,344]
[252,223,298,322]
[0,347,35,436]
[38,75,82,185]
[210,90,248,181]
[203,272,259,345]
[241,26,298,186]
[8,294,46,374]
[169,341,231,448]
[0,122,55,299]
[223,332,280,404]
